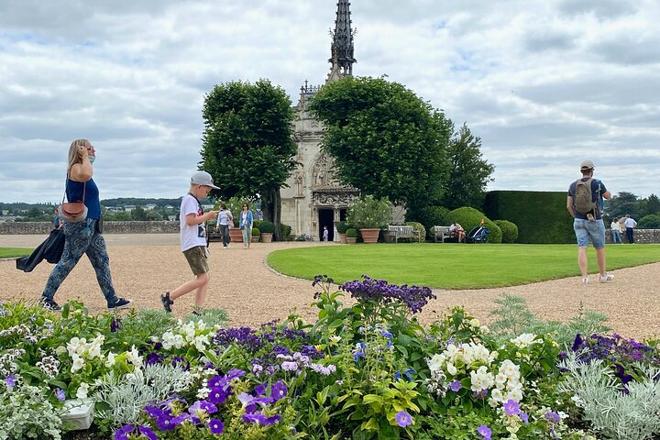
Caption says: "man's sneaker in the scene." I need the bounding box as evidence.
[108,297,132,310]
[40,297,61,311]
[599,273,614,283]
[160,292,173,313]
[581,277,589,286]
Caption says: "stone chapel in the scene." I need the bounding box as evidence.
[279,0,360,241]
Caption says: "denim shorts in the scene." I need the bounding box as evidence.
[574,218,605,249]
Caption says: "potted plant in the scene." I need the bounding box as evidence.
[251,227,260,243]
[346,195,392,244]
[259,220,274,243]
[336,221,349,244]
[345,228,358,244]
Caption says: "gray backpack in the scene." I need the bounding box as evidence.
[574,178,596,215]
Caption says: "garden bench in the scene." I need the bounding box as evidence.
[432,225,452,243]
[387,225,422,243]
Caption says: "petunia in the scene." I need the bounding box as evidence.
[155,414,175,431]
[270,380,288,402]
[208,386,230,405]
[114,424,134,440]
[503,399,521,416]
[242,412,281,426]
[138,425,158,440]
[477,425,492,440]
[209,418,224,434]
[55,388,66,401]
[449,380,462,392]
[395,411,413,427]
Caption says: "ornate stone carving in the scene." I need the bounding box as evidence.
[312,190,359,207]
[294,170,304,197]
[311,153,339,188]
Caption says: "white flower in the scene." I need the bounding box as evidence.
[193,335,209,352]
[56,345,67,356]
[71,354,85,373]
[76,382,89,399]
[427,354,443,373]
[329,335,342,344]
[126,346,143,368]
[511,333,539,349]
[105,352,116,368]
[470,366,495,392]
[446,362,458,376]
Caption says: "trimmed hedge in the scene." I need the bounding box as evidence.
[259,221,275,233]
[639,214,660,228]
[346,228,358,238]
[494,220,518,243]
[483,191,574,243]
[404,221,426,242]
[446,207,502,243]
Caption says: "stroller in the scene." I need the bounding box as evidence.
[467,225,489,243]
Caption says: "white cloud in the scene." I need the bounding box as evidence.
[0,0,658,203]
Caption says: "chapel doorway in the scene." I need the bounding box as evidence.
[318,208,334,241]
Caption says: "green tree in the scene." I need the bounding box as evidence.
[131,206,148,221]
[309,76,452,212]
[604,192,639,219]
[640,194,660,217]
[441,123,495,210]
[200,80,296,239]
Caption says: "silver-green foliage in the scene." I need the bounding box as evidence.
[94,364,192,428]
[184,308,228,327]
[558,353,660,440]
[0,383,63,440]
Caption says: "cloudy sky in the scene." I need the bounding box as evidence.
[1,0,658,203]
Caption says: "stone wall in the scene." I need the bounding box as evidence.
[605,228,660,244]
[0,221,179,235]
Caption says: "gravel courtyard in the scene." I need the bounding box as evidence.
[1,234,658,338]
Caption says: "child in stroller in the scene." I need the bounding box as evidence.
[467,221,490,243]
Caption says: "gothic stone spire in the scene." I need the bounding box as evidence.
[328,0,356,79]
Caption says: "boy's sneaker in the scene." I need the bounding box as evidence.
[599,273,614,283]
[108,297,132,310]
[581,277,589,286]
[160,292,173,313]
[40,297,61,311]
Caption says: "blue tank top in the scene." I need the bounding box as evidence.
[66,178,101,220]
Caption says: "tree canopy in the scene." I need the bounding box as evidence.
[309,76,452,211]
[200,80,296,236]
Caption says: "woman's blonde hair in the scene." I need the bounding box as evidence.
[67,139,91,172]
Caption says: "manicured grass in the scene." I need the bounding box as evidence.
[267,243,660,289]
[0,247,32,258]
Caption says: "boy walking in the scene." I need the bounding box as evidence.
[161,171,219,314]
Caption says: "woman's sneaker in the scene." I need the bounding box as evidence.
[599,273,614,283]
[160,292,173,313]
[40,297,61,311]
[108,297,132,310]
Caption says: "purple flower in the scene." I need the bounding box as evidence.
[155,415,176,431]
[209,418,224,434]
[253,383,267,396]
[114,424,134,440]
[339,275,437,314]
[110,317,122,332]
[171,356,190,371]
[189,400,218,416]
[270,380,288,402]
[281,361,299,372]
[520,412,529,424]
[138,426,158,440]
[171,413,190,426]
[242,412,281,426]
[449,380,462,392]
[114,425,157,440]
[225,368,245,380]
[144,405,164,419]
[395,411,413,427]
[208,386,230,405]
[503,399,521,416]
[145,352,163,366]
[477,425,492,440]
[55,388,66,402]
[5,374,16,391]
[545,411,561,424]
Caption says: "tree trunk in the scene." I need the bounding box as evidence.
[262,187,283,241]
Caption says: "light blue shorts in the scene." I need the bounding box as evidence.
[574,218,605,249]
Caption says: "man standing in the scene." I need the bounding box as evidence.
[566,160,613,285]
[215,203,233,248]
[623,214,637,244]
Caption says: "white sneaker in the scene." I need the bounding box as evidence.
[582,277,589,286]
[599,273,614,283]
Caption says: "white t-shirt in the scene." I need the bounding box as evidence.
[624,217,637,228]
[179,194,206,252]
[216,209,232,226]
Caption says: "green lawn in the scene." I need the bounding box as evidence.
[0,247,32,258]
[267,243,660,289]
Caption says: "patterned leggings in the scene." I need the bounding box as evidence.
[42,219,118,305]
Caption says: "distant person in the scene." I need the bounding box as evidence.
[610,218,623,244]
[239,202,254,249]
[449,222,465,242]
[40,139,131,311]
[322,226,329,242]
[215,203,233,248]
[161,171,219,315]
[624,214,637,244]
[52,207,63,229]
[566,160,613,285]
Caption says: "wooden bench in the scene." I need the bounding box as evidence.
[432,225,452,243]
[387,225,422,243]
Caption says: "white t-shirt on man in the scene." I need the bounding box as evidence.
[180,194,206,252]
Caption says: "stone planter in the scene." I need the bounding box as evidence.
[359,228,380,243]
[260,232,273,243]
[62,399,94,430]
[228,227,243,243]
[251,235,260,243]
[338,233,347,244]
[346,236,357,244]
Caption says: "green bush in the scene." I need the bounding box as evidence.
[259,220,274,233]
[346,228,358,238]
[335,221,349,234]
[405,221,426,242]
[483,191,574,243]
[276,223,292,240]
[407,205,450,240]
[251,227,260,236]
[494,220,519,243]
[346,195,392,229]
[638,214,660,228]
[253,219,263,230]
[446,206,502,243]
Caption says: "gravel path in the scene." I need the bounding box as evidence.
[1,234,658,338]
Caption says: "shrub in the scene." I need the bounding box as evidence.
[405,221,426,242]
[251,227,260,236]
[407,205,450,239]
[259,221,274,233]
[253,220,263,230]
[638,214,660,228]
[276,223,292,240]
[346,228,358,238]
[446,206,502,243]
[335,221,349,234]
[347,195,393,229]
[484,191,574,243]
[494,220,519,243]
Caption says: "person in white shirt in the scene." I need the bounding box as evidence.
[161,171,219,314]
[623,214,637,243]
[215,203,233,248]
[610,218,622,244]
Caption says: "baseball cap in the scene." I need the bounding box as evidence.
[580,160,595,170]
[190,171,220,189]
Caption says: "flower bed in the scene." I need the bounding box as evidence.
[1,278,658,440]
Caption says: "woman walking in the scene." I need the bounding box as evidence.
[40,139,131,311]
[239,203,254,249]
